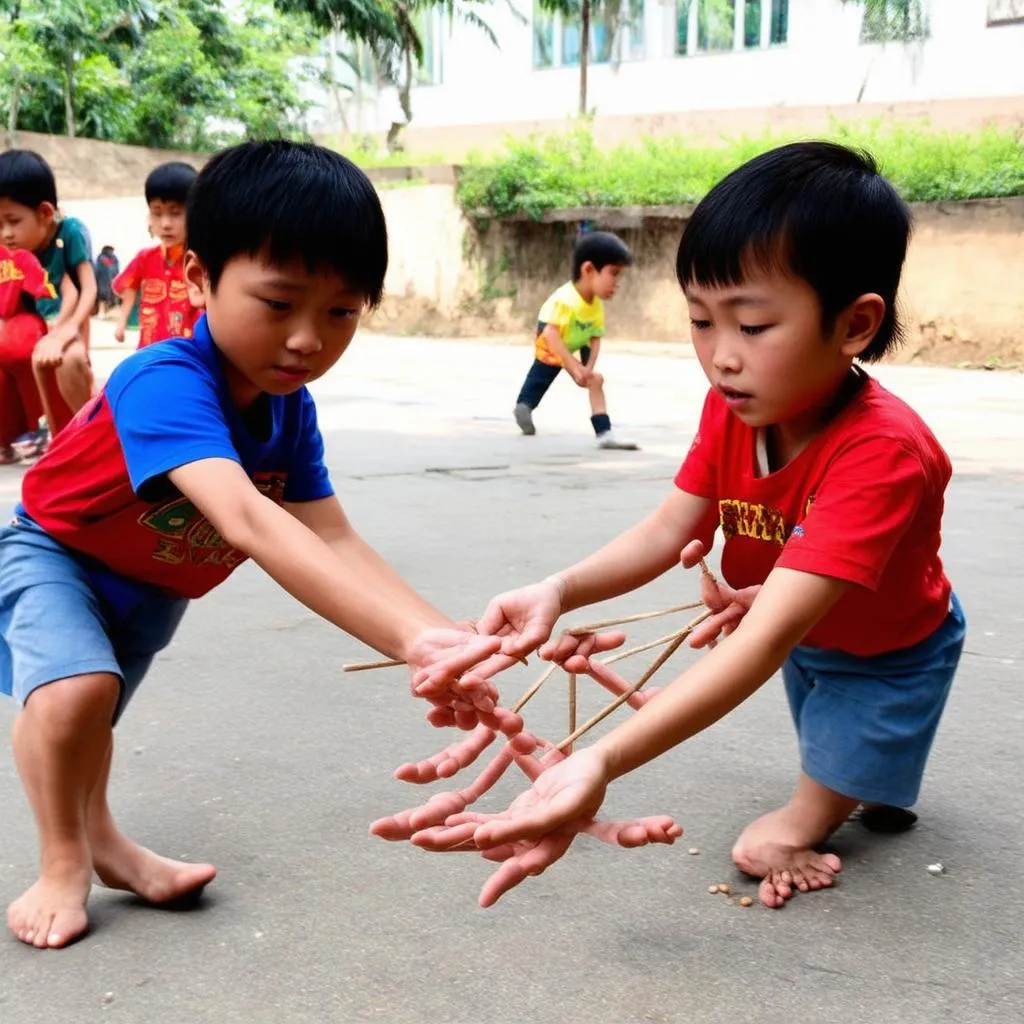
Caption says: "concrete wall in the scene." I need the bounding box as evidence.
[4,131,206,201]
[314,0,1024,144]
[368,186,1024,368]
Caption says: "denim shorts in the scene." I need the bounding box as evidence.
[0,516,188,723]
[783,593,965,809]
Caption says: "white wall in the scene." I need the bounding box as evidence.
[316,0,1024,134]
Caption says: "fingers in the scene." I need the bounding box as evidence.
[410,820,480,851]
[679,539,707,570]
[478,833,575,907]
[473,803,575,850]
[538,630,625,668]
[393,725,496,784]
[583,815,683,848]
[688,604,745,648]
[370,790,471,841]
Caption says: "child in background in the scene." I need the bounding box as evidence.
[114,161,199,348]
[0,244,56,463]
[513,231,639,451]
[94,245,119,318]
[0,149,96,452]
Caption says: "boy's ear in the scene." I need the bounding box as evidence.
[183,250,209,309]
[838,293,886,358]
[36,202,56,225]
[579,259,596,277]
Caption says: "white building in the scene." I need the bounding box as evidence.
[306,0,1024,139]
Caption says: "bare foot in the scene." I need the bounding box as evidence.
[732,807,842,909]
[7,858,92,948]
[92,831,216,907]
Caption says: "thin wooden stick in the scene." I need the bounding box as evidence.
[567,673,577,755]
[343,657,404,672]
[343,653,529,673]
[699,557,717,582]
[512,661,558,713]
[600,627,690,666]
[566,600,704,636]
[555,609,714,751]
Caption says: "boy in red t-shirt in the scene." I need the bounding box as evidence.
[114,161,199,349]
[415,142,966,910]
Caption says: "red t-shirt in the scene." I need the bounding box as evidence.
[113,243,199,348]
[675,376,952,656]
[0,245,56,318]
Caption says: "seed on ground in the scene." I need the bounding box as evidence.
[739,896,753,907]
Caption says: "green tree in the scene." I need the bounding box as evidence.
[842,0,929,42]
[0,11,50,145]
[538,0,644,116]
[0,0,329,151]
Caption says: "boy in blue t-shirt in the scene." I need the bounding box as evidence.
[0,141,511,950]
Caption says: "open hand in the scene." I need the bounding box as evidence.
[476,579,564,660]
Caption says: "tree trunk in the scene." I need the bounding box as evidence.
[387,43,414,154]
[63,56,76,138]
[7,78,22,148]
[578,0,590,116]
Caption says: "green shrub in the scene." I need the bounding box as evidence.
[456,122,1024,218]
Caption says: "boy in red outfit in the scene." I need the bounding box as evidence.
[0,244,56,463]
[114,162,199,349]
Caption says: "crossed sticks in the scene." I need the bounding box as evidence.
[349,585,716,854]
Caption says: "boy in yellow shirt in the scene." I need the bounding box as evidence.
[514,231,638,450]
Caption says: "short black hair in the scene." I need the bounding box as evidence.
[573,230,633,281]
[145,161,198,204]
[0,150,58,208]
[676,141,911,362]
[187,140,388,306]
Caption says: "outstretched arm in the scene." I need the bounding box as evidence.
[459,567,849,901]
[168,462,501,713]
[476,487,712,661]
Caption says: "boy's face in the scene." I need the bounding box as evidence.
[184,251,367,408]
[684,267,882,434]
[148,199,187,249]
[580,261,625,301]
[0,198,54,253]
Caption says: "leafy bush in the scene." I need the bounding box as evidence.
[456,122,1024,219]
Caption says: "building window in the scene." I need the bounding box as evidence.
[987,0,1024,25]
[676,0,787,55]
[414,11,444,85]
[533,0,646,69]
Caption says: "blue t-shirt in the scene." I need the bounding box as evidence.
[21,314,333,602]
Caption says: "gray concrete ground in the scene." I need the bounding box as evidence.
[0,332,1022,1024]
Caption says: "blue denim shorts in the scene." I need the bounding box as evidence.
[783,593,965,809]
[0,515,188,723]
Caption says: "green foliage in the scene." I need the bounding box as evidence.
[456,123,1024,219]
[841,0,929,43]
[0,0,326,150]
